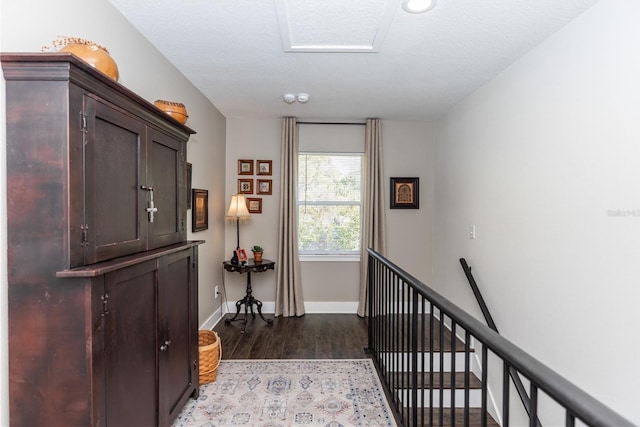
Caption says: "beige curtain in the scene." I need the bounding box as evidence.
[358,118,387,317]
[275,117,305,317]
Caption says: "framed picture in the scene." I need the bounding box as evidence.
[235,248,248,263]
[192,189,209,231]
[238,159,254,175]
[186,162,192,209]
[246,197,262,214]
[238,178,253,194]
[390,177,419,209]
[257,160,272,176]
[257,179,272,195]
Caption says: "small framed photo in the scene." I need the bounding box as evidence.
[238,179,253,194]
[257,160,272,176]
[246,197,262,214]
[235,248,248,263]
[238,159,254,175]
[257,179,272,195]
[192,189,209,231]
[390,177,419,209]
[186,162,192,209]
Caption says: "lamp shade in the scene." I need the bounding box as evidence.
[225,194,251,220]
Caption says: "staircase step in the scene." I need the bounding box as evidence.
[403,408,500,427]
[394,372,482,389]
[372,315,468,352]
[396,387,482,408]
[378,351,478,372]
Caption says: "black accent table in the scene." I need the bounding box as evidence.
[223,258,275,332]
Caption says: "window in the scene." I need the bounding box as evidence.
[298,153,363,256]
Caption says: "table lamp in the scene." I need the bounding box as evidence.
[225,194,251,264]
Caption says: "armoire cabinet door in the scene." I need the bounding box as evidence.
[84,95,147,265]
[158,248,198,425]
[147,127,186,250]
[104,259,159,427]
[83,96,186,264]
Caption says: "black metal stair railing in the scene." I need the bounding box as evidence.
[366,248,633,427]
[459,258,541,427]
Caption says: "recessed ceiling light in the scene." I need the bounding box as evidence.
[402,0,437,14]
[283,93,296,104]
[296,93,310,103]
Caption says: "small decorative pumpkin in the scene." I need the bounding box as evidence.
[154,99,189,124]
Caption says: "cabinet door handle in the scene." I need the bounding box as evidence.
[160,340,171,352]
[140,185,159,223]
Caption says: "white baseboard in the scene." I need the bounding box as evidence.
[256,301,359,314]
[199,305,224,330]
[304,301,359,313]
[216,301,358,323]
[208,301,360,318]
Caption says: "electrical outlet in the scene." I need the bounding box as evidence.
[469,225,476,239]
[214,285,219,299]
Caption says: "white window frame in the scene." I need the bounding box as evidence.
[297,151,364,261]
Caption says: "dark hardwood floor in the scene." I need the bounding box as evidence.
[211,313,499,427]
[213,313,370,359]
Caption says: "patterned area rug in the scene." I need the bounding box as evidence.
[172,359,397,426]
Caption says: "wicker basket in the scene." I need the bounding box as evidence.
[198,330,221,385]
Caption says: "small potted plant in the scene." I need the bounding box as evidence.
[251,245,264,263]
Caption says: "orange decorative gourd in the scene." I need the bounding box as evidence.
[154,100,189,124]
[61,43,119,81]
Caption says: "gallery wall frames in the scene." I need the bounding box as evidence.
[236,159,273,214]
[246,197,262,214]
[257,160,272,175]
[238,179,254,194]
[238,159,253,175]
[257,179,272,195]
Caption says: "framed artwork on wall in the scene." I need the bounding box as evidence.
[192,189,209,231]
[257,179,272,195]
[390,177,419,209]
[238,159,254,175]
[257,160,272,176]
[238,178,253,194]
[246,197,262,214]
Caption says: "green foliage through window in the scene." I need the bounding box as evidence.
[298,153,363,254]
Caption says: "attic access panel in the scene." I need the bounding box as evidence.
[275,0,399,53]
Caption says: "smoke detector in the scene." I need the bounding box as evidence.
[283,93,311,104]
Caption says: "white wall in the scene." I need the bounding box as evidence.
[223,119,281,306]
[434,0,640,424]
[224,119,436,311]
[383,121,437,285]
[0,0,226,423]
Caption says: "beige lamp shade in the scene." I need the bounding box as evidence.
[225,194,251,220]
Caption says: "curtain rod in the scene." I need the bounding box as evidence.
[297,121,367,126]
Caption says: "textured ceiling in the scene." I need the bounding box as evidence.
[109,0,599,121]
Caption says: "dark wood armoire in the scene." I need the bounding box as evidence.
[2,53,203,426]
